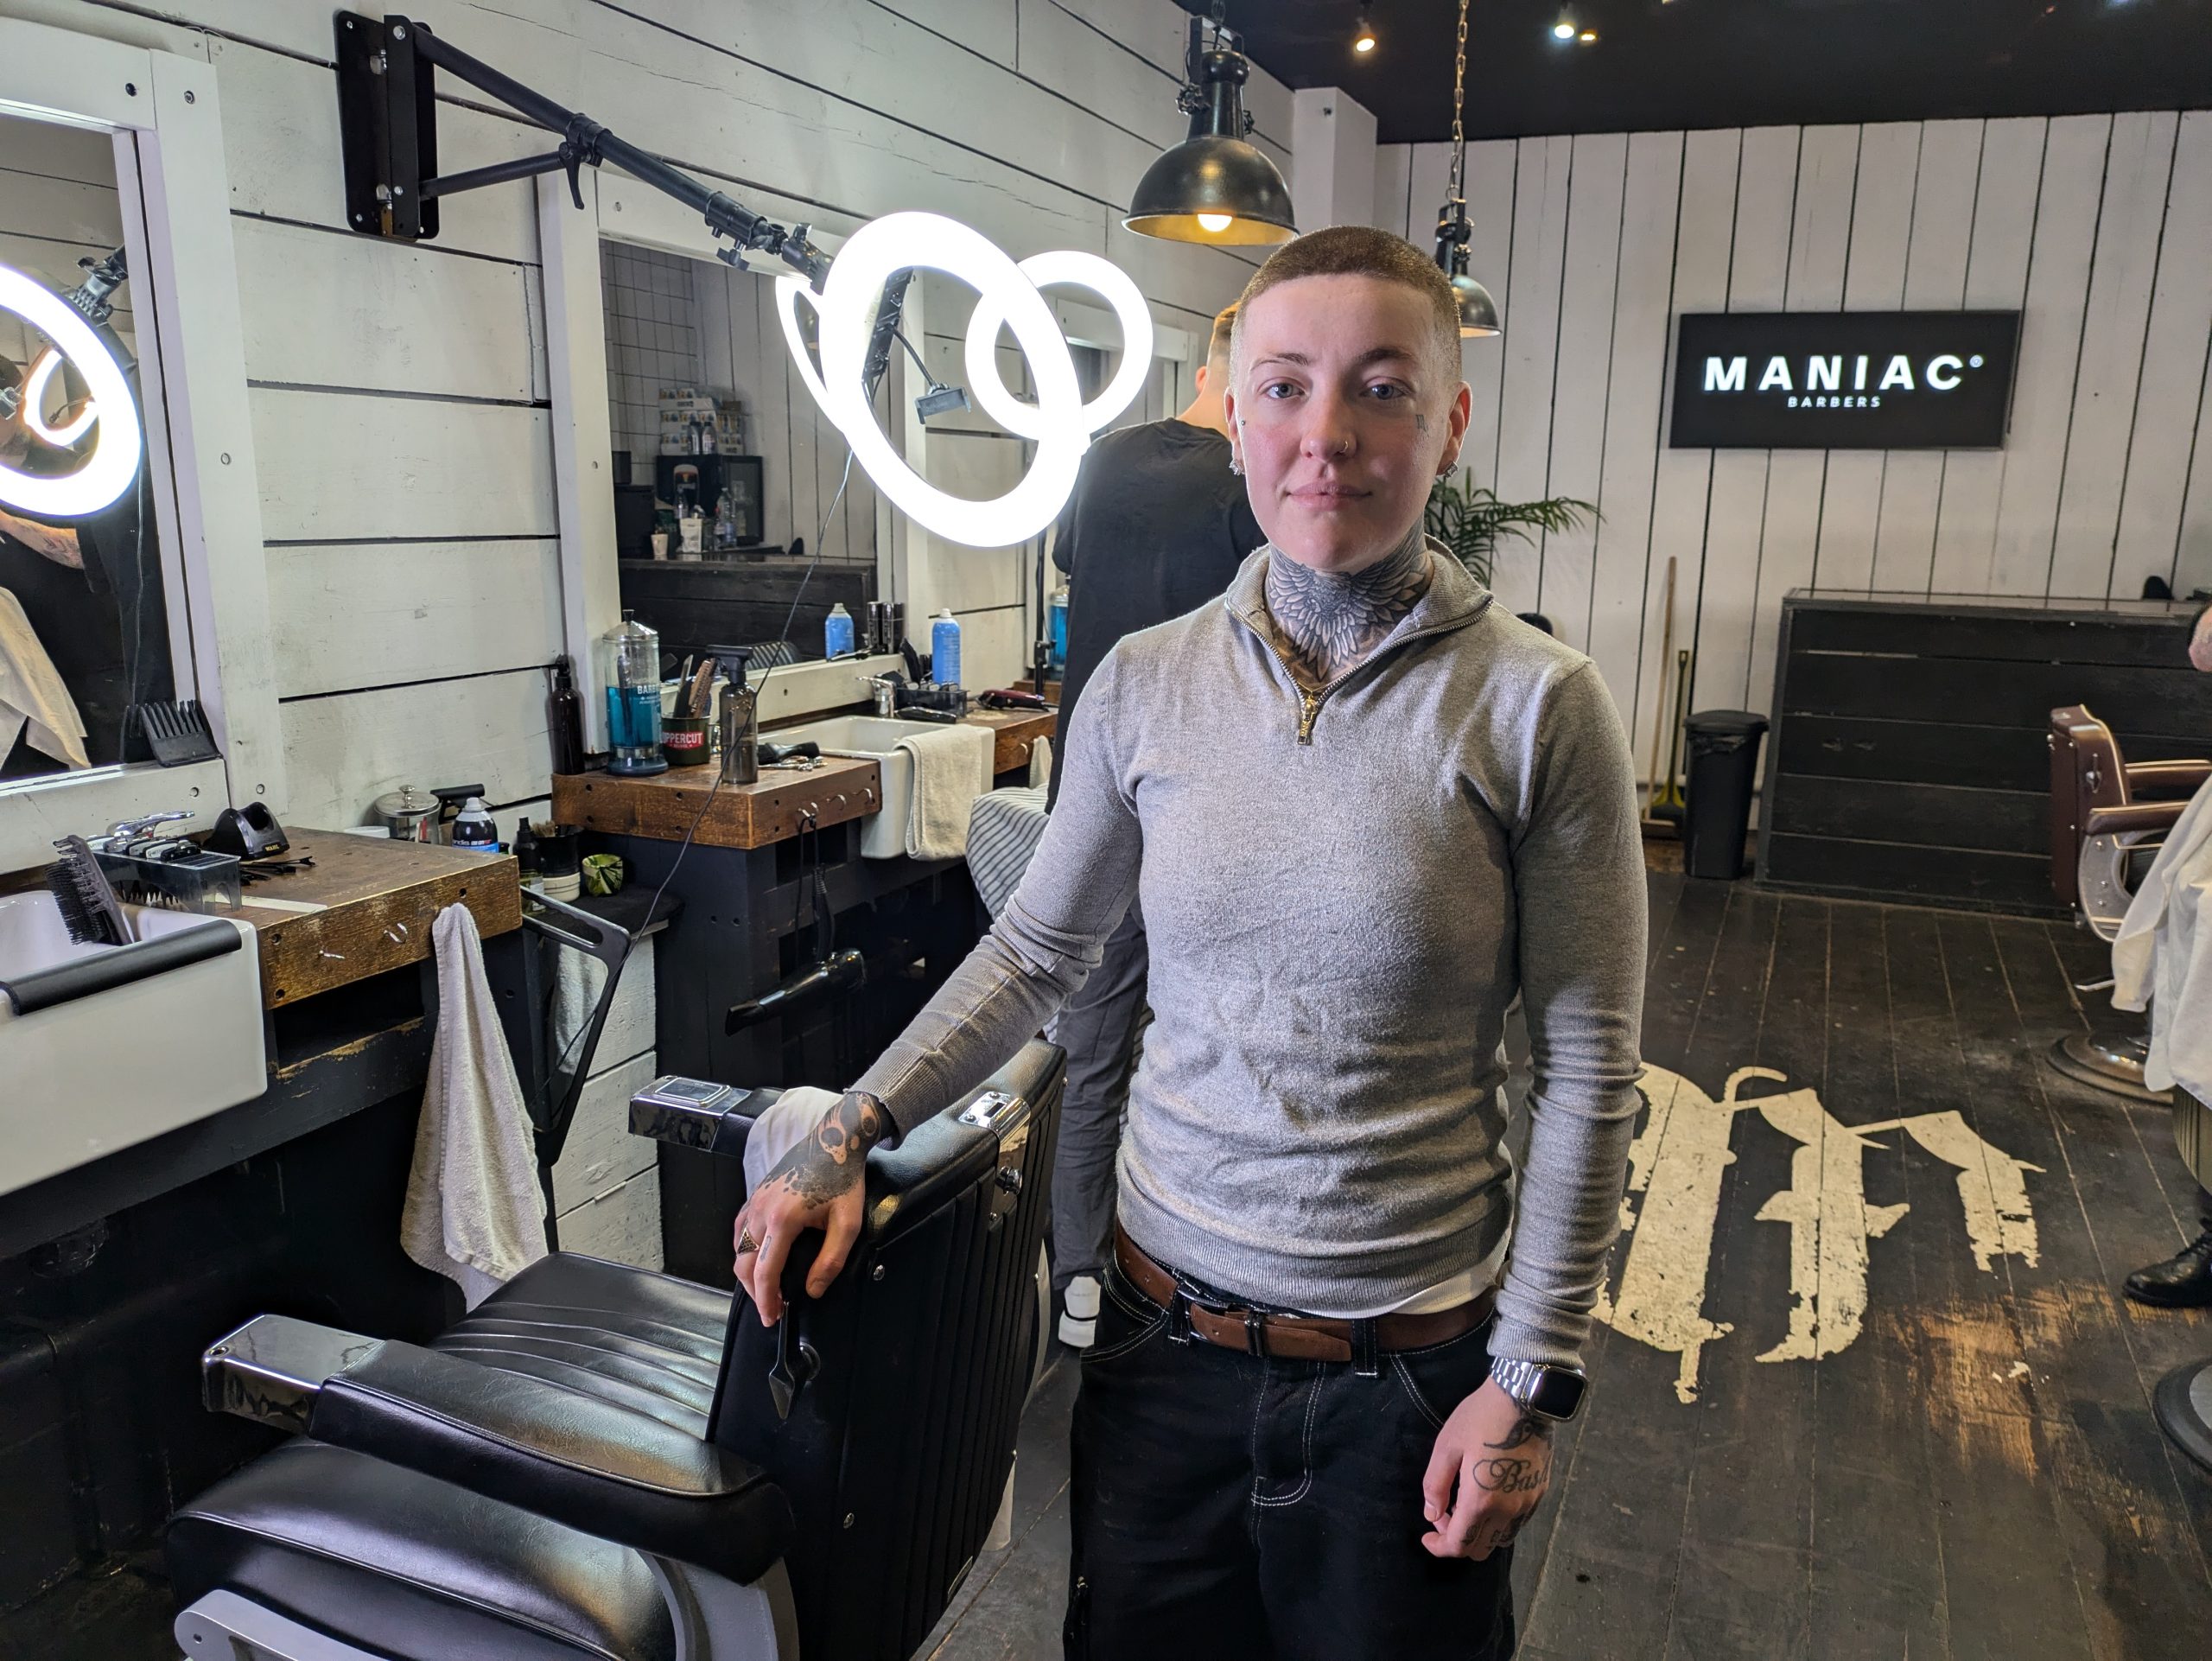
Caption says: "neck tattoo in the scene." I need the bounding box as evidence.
[1262,524,1433,688]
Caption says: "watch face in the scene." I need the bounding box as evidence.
[1529,1366,1587,1420]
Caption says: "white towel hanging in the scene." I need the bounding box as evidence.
[401,904,549,1307]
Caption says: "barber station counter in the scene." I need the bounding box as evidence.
[3,832,524,1258]
[548,703,1054,1284]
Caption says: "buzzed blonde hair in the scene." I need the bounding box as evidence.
[1229,225,1460,391]
[1206,303,1238,367]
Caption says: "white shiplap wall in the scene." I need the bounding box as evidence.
[14,0,1282,1261]
[17,0,1284,830]
[1379,111,2212,763]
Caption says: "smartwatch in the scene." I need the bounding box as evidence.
[1488,1356,1588,1422]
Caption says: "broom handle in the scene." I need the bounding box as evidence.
[1664,647,1693,792]
[1644,557,1676,804]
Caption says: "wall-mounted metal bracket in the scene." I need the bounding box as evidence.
[335,13,437,240]
[332,10,829,285]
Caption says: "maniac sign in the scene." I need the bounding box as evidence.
[1669,311,2020,450]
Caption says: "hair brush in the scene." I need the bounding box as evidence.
[47,835,136,946]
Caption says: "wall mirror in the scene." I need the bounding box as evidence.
[598,235,887,671]
[0,108,179,783]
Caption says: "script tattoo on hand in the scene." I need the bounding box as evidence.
[1262,525,1433,687]
[1471,1457,1547,1495]
[1471,1414,1554,1505]
[761,1091,890,1206]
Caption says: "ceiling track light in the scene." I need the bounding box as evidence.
[1125,2,1296,245]
[1552,12,1577,41]
[1433,0,1501,339]
[1353,6,1377,56]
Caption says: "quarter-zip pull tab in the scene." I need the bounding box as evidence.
[1297,690,1322,745]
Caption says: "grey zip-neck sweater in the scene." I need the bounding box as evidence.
[853,542,1647,1370]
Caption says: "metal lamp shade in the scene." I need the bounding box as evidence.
[1125,134,1296,245]
[1451,273,1502,338]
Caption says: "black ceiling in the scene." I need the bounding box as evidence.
[1179,1,2212,145]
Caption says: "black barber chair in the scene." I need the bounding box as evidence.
[165,1040,1064,1661]
[2045,705,2208,1098]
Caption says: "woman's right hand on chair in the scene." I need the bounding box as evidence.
[733,1091,892,1323]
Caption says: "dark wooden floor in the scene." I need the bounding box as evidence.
[10,873,2209,1659]
[929,872,2212,1661]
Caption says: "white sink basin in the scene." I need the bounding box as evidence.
[770,716,950,858]
[0,890,265,1196]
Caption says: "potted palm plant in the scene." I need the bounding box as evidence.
[1424,472,1597,588]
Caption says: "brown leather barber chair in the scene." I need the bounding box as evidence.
[2045,706,2209,1098]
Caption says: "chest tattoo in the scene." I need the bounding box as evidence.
[1262,529,1433,689]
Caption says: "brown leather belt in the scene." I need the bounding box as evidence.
[1113,1225,1495,1365]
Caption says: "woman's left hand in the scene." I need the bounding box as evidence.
[1420,1376,1554,1559]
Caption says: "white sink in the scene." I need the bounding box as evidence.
[0,890,265,1196]
[770,716,948,859]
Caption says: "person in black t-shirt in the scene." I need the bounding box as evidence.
[1043,305,1266,1347]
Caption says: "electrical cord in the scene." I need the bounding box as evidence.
[772,449,855,654]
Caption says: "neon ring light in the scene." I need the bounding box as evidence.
[0,263,142,519]
[778,213,1154,548]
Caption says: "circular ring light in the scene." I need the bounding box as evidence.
[964,250,1154,442]
[0,263,141,519]
[778,212,1152,549]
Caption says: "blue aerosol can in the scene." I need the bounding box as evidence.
[931,608,963,688]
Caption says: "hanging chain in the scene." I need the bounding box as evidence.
[1449,0,1470,203]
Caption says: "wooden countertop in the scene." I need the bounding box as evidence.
[962,707,1058,775]
[552,756,887,851]
[555,706,1058,851]
[233,830,522,1009]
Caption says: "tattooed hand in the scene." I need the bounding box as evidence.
[733,1091,891,1324]
[1420,1376,1555,1559]
[1261,525,1433,687]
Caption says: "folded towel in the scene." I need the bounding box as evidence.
[1027,735,1052,789]
[898,723,995,861]
[741,1085,845,1196]
[0,586,88,769]
[402,904,550,1307]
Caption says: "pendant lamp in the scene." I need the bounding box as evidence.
[1433,0,1502,338]
[1126,3,1295,246]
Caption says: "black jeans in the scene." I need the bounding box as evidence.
[1065,1258,1516,1661]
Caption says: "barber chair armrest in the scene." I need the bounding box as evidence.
[2126,760,2212,801]
[201,1315,792,1585]
[628,1079,777,1159]
[2083,800,2186,837]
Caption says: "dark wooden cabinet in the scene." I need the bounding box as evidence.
[1758,591,2207,915]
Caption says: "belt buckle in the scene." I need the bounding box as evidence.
[1169,1273,1230,1348]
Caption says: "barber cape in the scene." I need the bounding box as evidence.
[2113,776,2212,1104]
[0,585,89,769]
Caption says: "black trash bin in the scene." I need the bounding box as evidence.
[1681,710,1769,880]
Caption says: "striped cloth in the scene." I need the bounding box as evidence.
[966,786,1050,917]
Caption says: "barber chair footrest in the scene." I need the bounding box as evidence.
[178,1589,385,1661]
